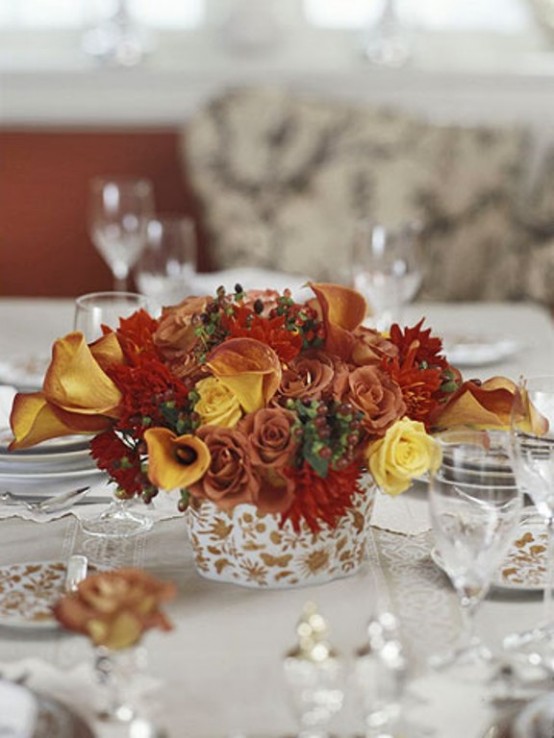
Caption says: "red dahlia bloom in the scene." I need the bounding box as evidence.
[281,461,363,533]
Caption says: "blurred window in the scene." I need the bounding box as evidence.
[303,0,532,33]
[0,0,205,29]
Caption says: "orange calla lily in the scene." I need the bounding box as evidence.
[144,428,211,490]
[309,282,367,360]
[206,337,282,413]
[9,391,112,450]
[434,376,548,434]
[9,331,123,450]
[88,331,125,372]
[44,332,122,415]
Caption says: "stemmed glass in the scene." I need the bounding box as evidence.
[134,216,197,305]
[504,376,554,666]
[74,291,158,539]
[88,177,154,292]
[429,430,523,678]
[351,219,423,332]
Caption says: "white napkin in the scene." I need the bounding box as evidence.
[408,671,495,738]
[0,680,38,738]
[0,480,183,524]
[0,385,16,430]
[0,657,162,733]
[189,267,312,301]
[371,484,431,536]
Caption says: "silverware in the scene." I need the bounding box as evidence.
[0,485,91,513]
[64,554,88,592]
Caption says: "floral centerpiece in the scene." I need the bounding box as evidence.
[9,283,519,586]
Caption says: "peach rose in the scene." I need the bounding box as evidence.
[188,426,260,510]
[346,365,406,435]
[279,351,335,401]
[52,568,176,650]
[351,326,399,367]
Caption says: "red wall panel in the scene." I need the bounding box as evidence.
[0,129,207,297]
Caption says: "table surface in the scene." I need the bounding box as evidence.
[0,297,553,738]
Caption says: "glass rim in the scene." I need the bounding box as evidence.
[75,291,151,309]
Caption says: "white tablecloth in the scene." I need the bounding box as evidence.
[0,298,553,738]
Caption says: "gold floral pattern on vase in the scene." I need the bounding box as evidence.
[185,476,376,588]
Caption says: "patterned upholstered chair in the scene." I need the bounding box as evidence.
[181,86,554,304]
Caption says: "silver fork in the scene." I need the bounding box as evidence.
[0,485,90,513]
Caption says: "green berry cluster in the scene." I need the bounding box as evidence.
[287,398,364,478]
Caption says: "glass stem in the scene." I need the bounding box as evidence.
[543,517,554,627]
[459,591,480,649]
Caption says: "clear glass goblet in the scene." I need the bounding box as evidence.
[429,430,523,679]
[134,215,197,306]
[351,219,423,333]
[503,376,554,667]
[74,291,158,539]
[88,176,154,292]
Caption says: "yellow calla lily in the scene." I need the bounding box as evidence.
[144,428,211,490]
[206,337,282,413]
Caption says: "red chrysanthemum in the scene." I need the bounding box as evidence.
[108,356,190,438]
[280,461,363,533]
[383,319,457,428]
[115,309,160,363]
[222,305,303,362]
[90,430,151,499]
[388,319,448,370]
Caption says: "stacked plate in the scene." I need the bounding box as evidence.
[0,679,94,737]
[0,430,106,497]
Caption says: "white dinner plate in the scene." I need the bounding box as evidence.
[431,515,546,592]
[0,354,50,391]
[0,466,106,496]
[0,449,96,475]
[0,429,91,456]
[441,333,521,367]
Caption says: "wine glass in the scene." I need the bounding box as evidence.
[134,216,197,305]
[363,0,412,68]
[503,376,554,666]
[74,291,158,539]
[351,219,423,333]
[428,430,523,678]
[88,177,155,292]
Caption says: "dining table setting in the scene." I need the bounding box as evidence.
[0,274,553,738]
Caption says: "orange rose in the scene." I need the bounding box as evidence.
[346,365,406,435]
[53,568,176,650]
[279,351,335,401]
[188,426,260,510]
[239,407,297,468]
[154,295,209,362]
[351,326,399,367]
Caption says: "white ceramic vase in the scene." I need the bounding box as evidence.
[185,476,376,589]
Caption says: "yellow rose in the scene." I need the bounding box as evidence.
[194,377,242,428]
[367,417,439,496]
